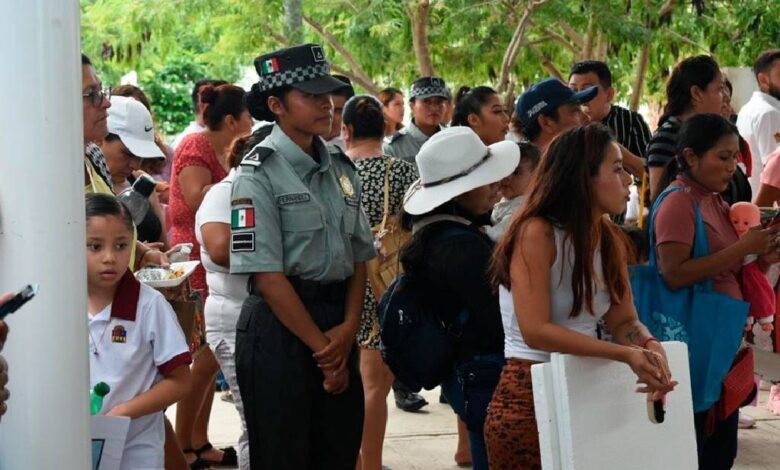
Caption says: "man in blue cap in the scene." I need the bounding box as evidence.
[514,77,598,151]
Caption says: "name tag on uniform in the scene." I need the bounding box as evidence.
[231,233,255,252]
[232,198,253,207]
[277,193,311,205]
[344,196,359,207]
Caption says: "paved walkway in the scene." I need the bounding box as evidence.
[168,386,780,469]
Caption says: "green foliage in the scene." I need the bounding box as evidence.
[138,55,208,136]
[81,0,780,120]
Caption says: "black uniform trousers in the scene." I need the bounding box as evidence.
[235,278,364,470]
[694,410,738,469]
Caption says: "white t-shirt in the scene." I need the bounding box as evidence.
[195,170,250,339]
[171,121,205,150]
[89,279,190,470]
[736,91,780,194]
[500,226,611,362]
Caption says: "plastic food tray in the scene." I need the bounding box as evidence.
[135,261,200,288]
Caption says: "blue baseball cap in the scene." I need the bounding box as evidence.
[515,78,598,129]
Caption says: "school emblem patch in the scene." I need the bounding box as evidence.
[111,325,127,343]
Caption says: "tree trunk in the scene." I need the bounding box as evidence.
[303,15,379,94]
[496,0,549,96]
[595,32,608,61]
[628,0,677,111]
[283,0,303,45]
[407,0,434,76]
[629,43,650,111]
[581,15,594,60]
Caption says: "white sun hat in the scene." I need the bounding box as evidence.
[107,96,164,158]
[403,126,520,215]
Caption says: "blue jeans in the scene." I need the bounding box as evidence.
[441,354,505,470]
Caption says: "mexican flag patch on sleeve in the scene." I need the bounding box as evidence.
[232,207,255,229]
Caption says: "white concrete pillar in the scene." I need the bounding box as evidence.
[0,1,90,468]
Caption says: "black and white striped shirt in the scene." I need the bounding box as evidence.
[646,116,682,168]
[603,105,652,160]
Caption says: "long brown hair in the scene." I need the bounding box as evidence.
[490,124,629,317]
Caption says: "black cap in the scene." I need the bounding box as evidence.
[409,76,449,100]
[253,43,346,94]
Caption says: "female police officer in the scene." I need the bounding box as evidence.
[231,44,376,469]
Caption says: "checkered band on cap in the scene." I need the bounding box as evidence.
[410,85,448,99]
[258,63,332,91]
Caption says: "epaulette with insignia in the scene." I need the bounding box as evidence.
[241,145,275,167]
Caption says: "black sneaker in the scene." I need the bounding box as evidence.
[394,389,429,412]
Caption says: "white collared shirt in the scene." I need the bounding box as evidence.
[736,91,780,194]
[89,280,191,470]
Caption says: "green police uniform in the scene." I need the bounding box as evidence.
[382,121,442,165]
[232,43,376,470]
[382,76,450,166]
[230,124,375,280]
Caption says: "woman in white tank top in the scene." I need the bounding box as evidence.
[484,124,678,469]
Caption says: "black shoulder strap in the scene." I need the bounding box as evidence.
[241,145,274,167]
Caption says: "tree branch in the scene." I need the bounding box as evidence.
[269,31,289,46]
[527,35,555,46]
[528,20,578,54]
[303,15,379,94]
[529,43,563,81]
[497,0,550,95]
[582,15,594,59]
[406,0,435,76]
[331,64,378,95]
[659,0,676,19]
[629,0,678,110]
[557,20,584,48]
[629,44,650,111]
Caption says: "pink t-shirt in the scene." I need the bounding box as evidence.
[759,148,780,189]
[654,175,743,300]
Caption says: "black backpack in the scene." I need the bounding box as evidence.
[378,226,471,392]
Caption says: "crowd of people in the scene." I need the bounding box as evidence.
[2,41,777,469]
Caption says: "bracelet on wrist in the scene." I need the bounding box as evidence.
[642,336,660,348]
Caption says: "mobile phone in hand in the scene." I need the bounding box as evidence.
[0,284,38,319]
[763,210,780,228]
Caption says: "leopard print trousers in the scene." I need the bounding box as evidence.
[484,358,542,470]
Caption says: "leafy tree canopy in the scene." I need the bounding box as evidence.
[81,0,780,133]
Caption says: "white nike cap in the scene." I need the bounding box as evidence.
[107,96,164,158]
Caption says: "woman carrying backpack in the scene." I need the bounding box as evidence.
[398,126,519,470]
[342,95,418,470]
[485,124,677,469]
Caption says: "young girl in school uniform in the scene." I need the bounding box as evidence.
[85,193,192,470]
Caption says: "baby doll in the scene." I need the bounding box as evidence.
[730,202,775,333]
